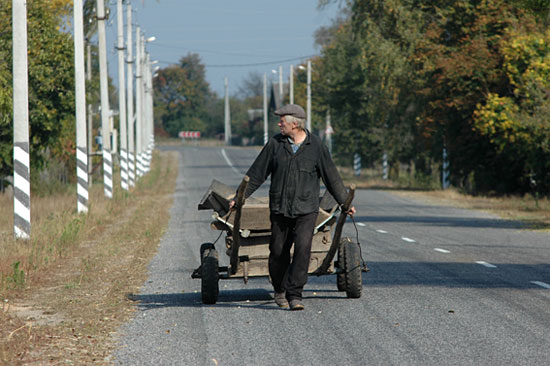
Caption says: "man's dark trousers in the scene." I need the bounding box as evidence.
[269,212,318,302]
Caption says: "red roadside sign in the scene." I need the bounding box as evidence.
[179,131,201,138]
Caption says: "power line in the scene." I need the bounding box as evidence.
[205,55,317,68]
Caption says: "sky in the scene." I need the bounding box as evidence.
[104,0,342,96]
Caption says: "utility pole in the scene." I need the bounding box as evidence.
[143,53,151,172]
[278,65,283,103]
[135,29,143,178]
[224,76,231,145]
[74,0,88,213]
[96,0,112,198]
[289,64,294,104]
[117,0,128,191]
[148,62,155,160]
[263,72,268,145]
[306,60,312,131]
[326,109,333,155]
[12,0,31,239]
[86,41,93,187]
[126,2,135,187]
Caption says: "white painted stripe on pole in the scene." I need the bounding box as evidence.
[356,222,366,227]
[76,147,87,165]
[77,201,88,213]
[77,166,88,182]
[402,237,416,243]
[476,261,497,268]
[14,145,29,165]
[434,248,450,253]
[531,281,550,289]
[13,170,30,196]
[78,184,88,200]
[221,148,241,175]
[14,198,30,222]
[376,229,388,234]
[14,226,29,240]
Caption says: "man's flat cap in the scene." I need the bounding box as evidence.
[274,104,306,119]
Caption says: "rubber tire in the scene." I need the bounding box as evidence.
[201,245,219,304]
[200,243,214,261]
[336,240,347,292]
[343,238,362,299]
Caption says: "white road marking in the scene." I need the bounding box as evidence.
[221,149,241,175]
[376,230,388,234]
[401,237,416,243]
[476,261,497,268]
[356,222,366,227]
[434,248,450,253]
[531,281,550,289]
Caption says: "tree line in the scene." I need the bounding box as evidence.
[2,1,549,197]
[311,0,550,196]
[0,0,113,192]
[153,1,550,196]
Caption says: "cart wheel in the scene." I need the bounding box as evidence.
[201,244,219,304]
[343,238,362,299]
[337,240,347,292]
[200,243,214,260]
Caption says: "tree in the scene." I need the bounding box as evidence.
[0,0,76,182]
[153,53,215,137]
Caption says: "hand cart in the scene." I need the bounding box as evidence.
[192,176,363,304]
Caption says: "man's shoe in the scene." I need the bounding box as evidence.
[274,292,289,308]
[289,299,304,311]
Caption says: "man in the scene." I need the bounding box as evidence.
[230,104,355,311]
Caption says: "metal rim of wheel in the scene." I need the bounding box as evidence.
[201,243,219,304]
[343,238,362,298]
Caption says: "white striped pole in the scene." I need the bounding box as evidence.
[442,147,450,189]
[354,153,361,177]
[117,0,128,191]
[135,29,144,178]
[148,60,155,166]
[126,3,135,187]
[97,0,112,198]
[74,0,88,213]
[13,0,31,240]
[143,53,152,172]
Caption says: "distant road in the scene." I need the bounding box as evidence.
[115,144,550,366]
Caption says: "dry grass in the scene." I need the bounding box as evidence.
[391,189,550,230]
[0,150,178,365]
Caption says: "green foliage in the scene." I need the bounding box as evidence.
[2,261,26,290]
[153,53,217,137]
[0,0,76,181]
[314,0,550,195]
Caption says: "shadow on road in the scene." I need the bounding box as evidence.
[128,289,282,311]
[362,261,550,289]
[354,215,527,229]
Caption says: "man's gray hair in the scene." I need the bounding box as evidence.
[285,115,306,130]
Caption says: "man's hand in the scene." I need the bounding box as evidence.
[228,199,236,210]
[347,206,356,216]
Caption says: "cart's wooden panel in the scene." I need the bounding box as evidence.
[225,228,334,277]
[220,206,336,231]
[227,253,334,278]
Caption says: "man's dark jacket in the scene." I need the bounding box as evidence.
[244,131,348,218]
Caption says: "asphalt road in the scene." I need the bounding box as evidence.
[114,145,550,366]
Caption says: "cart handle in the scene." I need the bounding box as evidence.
[229,175,250,274]
[313,184,356,276]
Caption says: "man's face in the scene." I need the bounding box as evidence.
[278,115,294,136]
